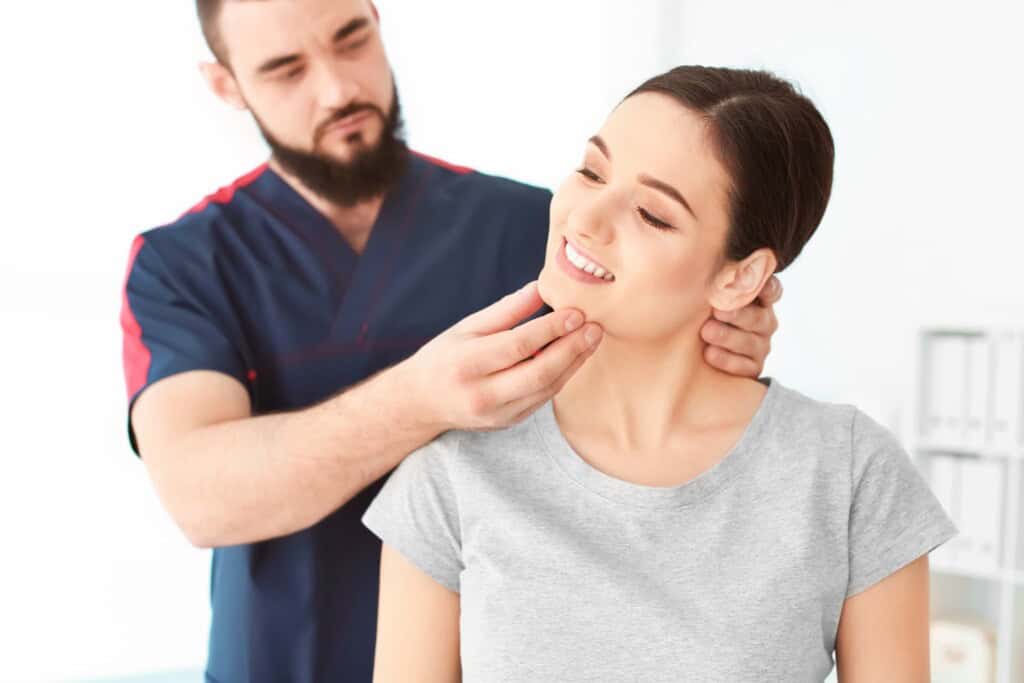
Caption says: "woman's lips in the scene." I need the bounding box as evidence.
[557,238,615,284]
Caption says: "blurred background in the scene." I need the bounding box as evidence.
[1,1,1021,681]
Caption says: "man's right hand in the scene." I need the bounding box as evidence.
[404,281,603,433]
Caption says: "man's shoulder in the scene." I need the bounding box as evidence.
[413,150,551,207]
[138,164,271,255]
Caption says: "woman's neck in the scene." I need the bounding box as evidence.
[553,321,763,454]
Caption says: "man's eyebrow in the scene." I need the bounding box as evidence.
[588,135,611,159]
[256,18,371,74]
[333,17,370,43]
[639,174,697,220]
[257,54,301,75]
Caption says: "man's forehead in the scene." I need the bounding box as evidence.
[220,0,372,65]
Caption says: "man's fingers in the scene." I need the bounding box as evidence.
[700,319,767,363]
[712,302,776,337]
[499,331,597,422]
[458,281,545,335]
[474,308,586,375]
[485,323,602,404]
[703,344,762,379]
[756,275,783,306]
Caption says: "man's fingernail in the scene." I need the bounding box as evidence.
[585,325,603,346]
[565,312,583,332]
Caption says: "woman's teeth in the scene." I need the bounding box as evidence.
[565,241,615,281]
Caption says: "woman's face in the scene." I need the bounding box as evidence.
[538,93,738,343]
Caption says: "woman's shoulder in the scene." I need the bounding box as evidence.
[400,411,545,480]
[764,379,907,470]
[762,379,859,439]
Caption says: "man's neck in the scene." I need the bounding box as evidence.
[269,158,386,255]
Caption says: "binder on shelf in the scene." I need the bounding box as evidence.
[965,336,991,447]
[928,454,961,565]
[990,332,1022,448]
[955,456,1004,572]
[923,335,968,445]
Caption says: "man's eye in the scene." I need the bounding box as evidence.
[341,37,370,53]
[575,167,602,182]
[282,67,304,81]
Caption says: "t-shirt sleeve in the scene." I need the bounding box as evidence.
[845,409,959,598]
[121,233,250,454]
[362,432,464,593]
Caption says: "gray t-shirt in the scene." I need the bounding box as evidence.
[362,378,957,682]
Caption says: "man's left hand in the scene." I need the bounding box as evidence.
[701,275,782,379]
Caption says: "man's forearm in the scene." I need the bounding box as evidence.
[150,362,439,548]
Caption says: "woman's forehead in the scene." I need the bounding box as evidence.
[599,94,733,218]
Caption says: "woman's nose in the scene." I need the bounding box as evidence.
[568,192,618,245]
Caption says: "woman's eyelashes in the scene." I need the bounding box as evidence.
[637,207,674,231]
[575,167,675,231]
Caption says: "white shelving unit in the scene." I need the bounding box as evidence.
[912,328,1024,683]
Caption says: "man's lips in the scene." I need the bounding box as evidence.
[323,110,374,134]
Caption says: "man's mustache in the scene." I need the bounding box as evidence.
[314,103,386,145]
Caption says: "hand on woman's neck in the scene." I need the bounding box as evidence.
[553,320,764,454]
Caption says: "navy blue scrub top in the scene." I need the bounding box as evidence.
[121,151,552,682]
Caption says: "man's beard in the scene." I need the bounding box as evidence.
[255,89,408,207]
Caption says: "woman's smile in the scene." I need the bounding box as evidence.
[557,237,616,284]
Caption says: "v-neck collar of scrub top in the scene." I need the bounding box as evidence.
[242,152,434,345]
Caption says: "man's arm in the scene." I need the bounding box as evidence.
[834,555,932,682]
[132,282,601,548]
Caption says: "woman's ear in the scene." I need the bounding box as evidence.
[708,248,778,312]
[199,61,248,111]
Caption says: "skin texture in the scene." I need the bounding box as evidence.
[374,93,930,682]
[132,0,780,548]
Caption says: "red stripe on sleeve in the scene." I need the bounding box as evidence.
[121,235,151,400]
[411,150,474,175]
[185,163,269,216]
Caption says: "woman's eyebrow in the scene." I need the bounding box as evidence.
[588,136,611,159]
[639,174,697,220]
[588,135,697,220]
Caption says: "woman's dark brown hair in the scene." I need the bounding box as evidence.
[628,66,834,272]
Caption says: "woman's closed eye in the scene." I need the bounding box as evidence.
[637,207,674,231]
[576,167,675,231]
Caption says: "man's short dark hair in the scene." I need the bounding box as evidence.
[196,0,239,64]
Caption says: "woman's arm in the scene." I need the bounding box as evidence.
[373,543,462,683]
[834,555,932,682]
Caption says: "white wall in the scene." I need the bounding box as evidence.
[1,1,1019,680]
[661,1,1024,430]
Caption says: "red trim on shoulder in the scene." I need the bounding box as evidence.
[121,235,151,400]
[411,150,474,175]
[184,163,270,216]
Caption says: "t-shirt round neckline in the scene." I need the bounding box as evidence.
[533,377,779,510]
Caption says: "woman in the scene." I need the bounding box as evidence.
[362,66,957,682]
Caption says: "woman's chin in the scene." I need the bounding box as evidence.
[537,267,569,310]
[539,267,593,315]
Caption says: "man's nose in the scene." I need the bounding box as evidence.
[312,60,358,111]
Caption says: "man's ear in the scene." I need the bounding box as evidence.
[199,61,248,111]
[708,248,778,312]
